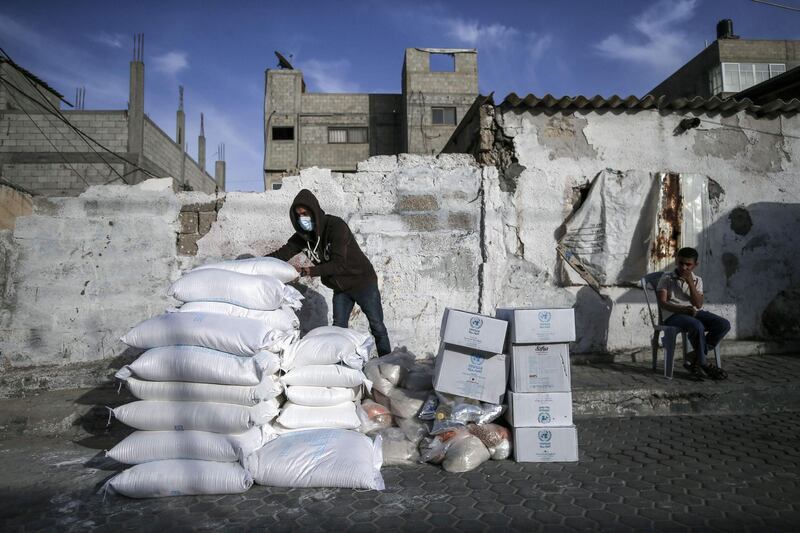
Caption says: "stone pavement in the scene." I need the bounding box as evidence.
[2,411,799,532]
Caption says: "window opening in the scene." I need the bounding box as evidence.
[272,127,294,141]
[430,53,455,72]
[328,127,368,144]
[432,107,457,125]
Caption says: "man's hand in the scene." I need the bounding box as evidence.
[678,270,694,284]
[295,265,312,277]
[681,305,697,316]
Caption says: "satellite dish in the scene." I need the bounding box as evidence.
[275,51,294,70]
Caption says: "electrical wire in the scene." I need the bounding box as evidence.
[0,47,164,182]
[3,84,92,189]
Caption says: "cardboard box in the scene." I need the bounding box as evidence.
[496,307,576,344]
[433,343,508,404]
[441,308,509,354]
[510,344,571,393]
[505,391,573,427]
[513,426,579,462]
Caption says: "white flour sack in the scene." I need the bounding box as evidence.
[121,312,293,356]
[192,257,299,283]
[112,400,279,433]
[281,333,367,371]
[117,369,282,405]
[305,326,375,358]
[176,302,299,331]
[243,429,384,490]
[276,401,361,430]
[281,364,372,390]
[168,269,303,311]
[120,346,279,386]
[285,385,362,407]
[104,460,253,498]
[106,426,276,464]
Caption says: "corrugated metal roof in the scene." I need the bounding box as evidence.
[500,93,800,117]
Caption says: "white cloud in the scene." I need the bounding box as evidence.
[153,51,189,75]
[594,0,698,71]
[300,59,359,93]
[445,19,520,49]
[91,32,126,49]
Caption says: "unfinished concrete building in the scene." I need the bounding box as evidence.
[0,40,223,197]
[263,48,478,190]
[650,19,800,100]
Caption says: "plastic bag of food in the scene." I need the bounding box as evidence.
[419,427,469,464]
[467,423,512,460]
[377,427,419,466]
[418,393,438,420]
[431,392,504,435]
[442,434,491,473]
[363,350,416,396]
[402,367,433,391]
[396,417,430,445]
[358,399,394,434]
[387,387,428,419]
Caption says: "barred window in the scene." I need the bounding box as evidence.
[328,127,368,144]
[432,107,456,125]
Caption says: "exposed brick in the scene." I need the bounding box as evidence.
[448,211,474,230]
[396,194,439,212]
[178,211,198,234]
[198,211,217,235]
[404,213,438,232]
[177,233,199,255]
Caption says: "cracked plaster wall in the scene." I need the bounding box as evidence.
[494,108,800,351]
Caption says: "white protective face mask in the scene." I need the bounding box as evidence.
[298,215,314,231]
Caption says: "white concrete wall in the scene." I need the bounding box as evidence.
[488,108,800,352]
[1,107,798,394]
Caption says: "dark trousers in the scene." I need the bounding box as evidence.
[664,310,731,365]
[332,282,391,356]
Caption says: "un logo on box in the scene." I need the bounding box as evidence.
[538,429,552,442]
[538,311,552,323]
[470,317,484,329]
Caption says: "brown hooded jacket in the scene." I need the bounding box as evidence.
[268,189,377,292]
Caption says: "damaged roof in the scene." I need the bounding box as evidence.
[499,93,800,117]
[0,58,64,99]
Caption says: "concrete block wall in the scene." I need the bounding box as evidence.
[142,117,217,193]
[0,111,128,154]
[485,108,800,352]
[1,163,126,196]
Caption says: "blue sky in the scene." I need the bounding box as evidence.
[1,0,798,191]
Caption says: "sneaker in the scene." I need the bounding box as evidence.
[682,350,697,371]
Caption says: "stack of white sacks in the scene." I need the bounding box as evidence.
[244,326,384,490]
[103,258,302,498]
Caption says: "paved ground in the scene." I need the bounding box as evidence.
[2,411,799,532]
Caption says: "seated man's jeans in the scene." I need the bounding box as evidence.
[663,310,731,366]
[332,282,392,356]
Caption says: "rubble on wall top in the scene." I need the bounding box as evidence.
[500,93,800,118]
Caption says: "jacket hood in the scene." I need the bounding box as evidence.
[290,189,326,237]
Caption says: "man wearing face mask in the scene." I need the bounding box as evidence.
[266,189,392,356]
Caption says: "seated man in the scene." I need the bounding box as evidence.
[656,247,730,380]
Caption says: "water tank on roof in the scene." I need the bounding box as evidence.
[716,19,737,40]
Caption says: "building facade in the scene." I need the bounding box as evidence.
[649,20,799,100]
[263,48,478,190]
[0,55,222,196]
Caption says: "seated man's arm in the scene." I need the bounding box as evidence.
[657,289,695,315]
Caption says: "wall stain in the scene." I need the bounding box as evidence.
[729,207,753,236]
[743,234,770,253]
[721,252,739,283]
